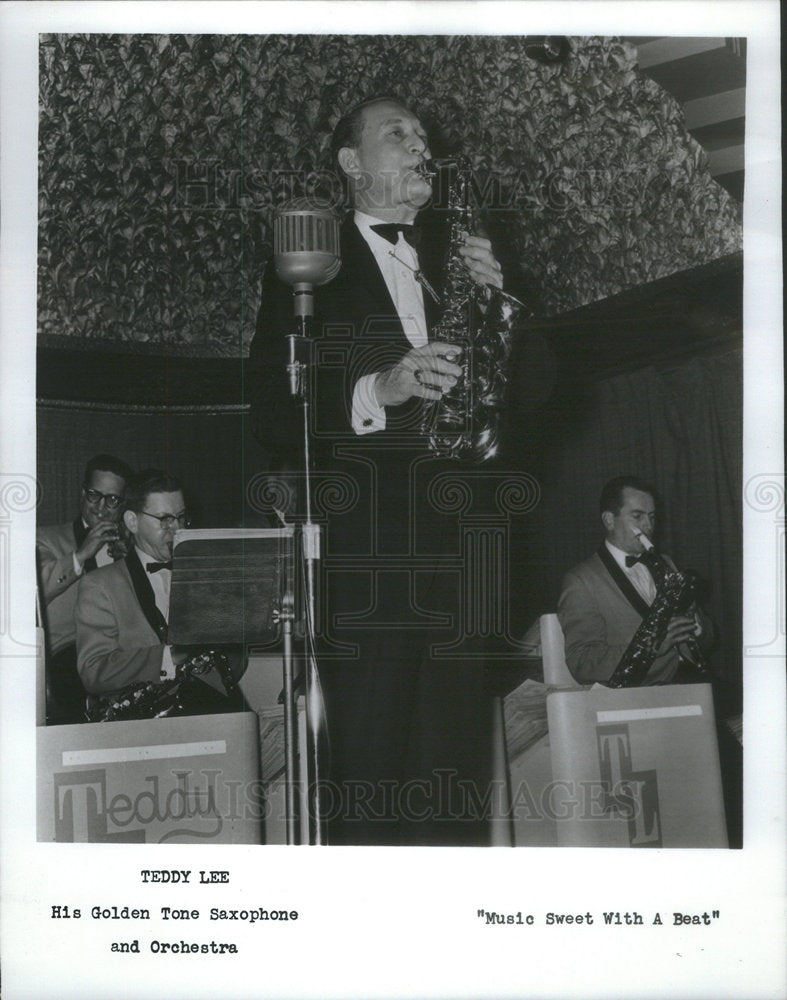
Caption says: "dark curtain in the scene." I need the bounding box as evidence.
[36,404,268,529]
[37,345,743,692]
[523,347,742,689]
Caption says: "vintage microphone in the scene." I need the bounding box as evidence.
[274,203,341,395]
[274,204,341,355]
[273,202,340,844]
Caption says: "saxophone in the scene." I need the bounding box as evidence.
[607,534,709,688]
[419,157,529,463]
[86,649,240,722]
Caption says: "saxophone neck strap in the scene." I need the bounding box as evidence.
[597,544,651,619]
[387,248,442,306]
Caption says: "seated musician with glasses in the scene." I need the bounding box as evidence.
[75,468,245,710]
[36,453,133,722]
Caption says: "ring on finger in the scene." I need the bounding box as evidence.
[413,368,424,385]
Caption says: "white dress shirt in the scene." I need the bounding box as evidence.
[351,211,428,435]
[605,540,657,605]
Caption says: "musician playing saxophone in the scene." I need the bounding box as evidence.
[558,476,715,685]
[248,95,551,845]
[75,469,245,709]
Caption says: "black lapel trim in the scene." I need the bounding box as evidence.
[597,544,651,619]
[125,548,168,642]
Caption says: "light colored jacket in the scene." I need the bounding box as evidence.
[36,521,82,654]
[558,551,713,685]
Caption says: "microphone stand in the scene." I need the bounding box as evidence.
[285,284,325,846]
[274,204,339,844]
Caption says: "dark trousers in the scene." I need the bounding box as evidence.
[46,644,89,725]
[317,564,495,847]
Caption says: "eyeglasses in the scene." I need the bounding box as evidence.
[83,485,124,509]
[137,510,191,531]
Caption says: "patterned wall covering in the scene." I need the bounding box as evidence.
[38,34,742,357]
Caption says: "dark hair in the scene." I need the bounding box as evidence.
[599,476,657,516]
[83,453,133,485]
[125,469,184,512]
[330,95,409,168]
[330,94,414,203]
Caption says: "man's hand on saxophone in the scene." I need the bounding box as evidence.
[656,614,702,656]
[374,341,463,406]
[458,233,504,291]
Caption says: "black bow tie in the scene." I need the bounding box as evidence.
[625,555,644,567]
[370,222,422,248]
[146,561,172,573]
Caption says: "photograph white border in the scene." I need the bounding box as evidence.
[1,3,783,998]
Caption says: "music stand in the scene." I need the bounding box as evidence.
[168,527,300,843]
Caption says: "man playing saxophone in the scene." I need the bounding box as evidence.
[248,95,518,845]
[558,476,715,686]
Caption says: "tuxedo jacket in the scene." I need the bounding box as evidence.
[250,220,439,441]
[36,520,113,655]
[248,215,551,553]
[75,550,167,695]
[558,550,714,686]
[253,218,443,554]
[249,216,504,842]
[76,549,246,699]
